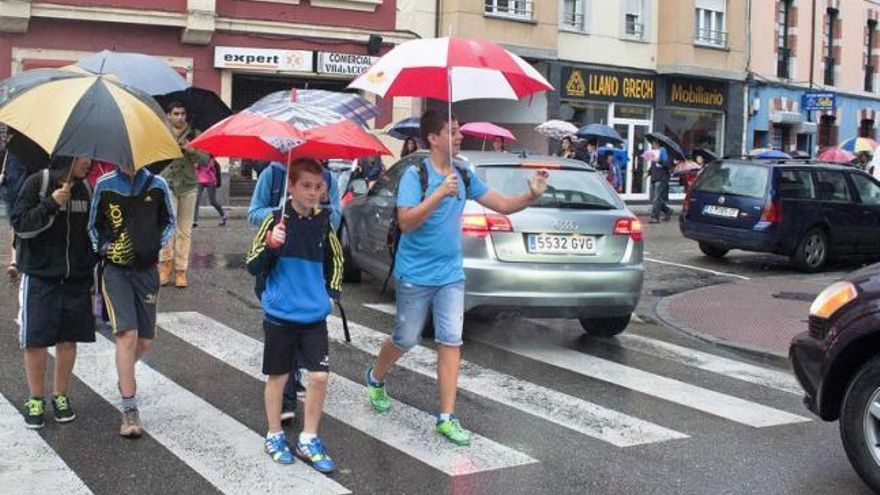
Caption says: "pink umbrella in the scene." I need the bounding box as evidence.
[460,122,515,141]
[818,147,856,163]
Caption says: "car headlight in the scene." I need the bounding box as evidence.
[809,281,858,319]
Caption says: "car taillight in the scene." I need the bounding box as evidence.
[613,217,643,241]
[760,199,782,224]
[462,213,512,237]
[682,189,690,215]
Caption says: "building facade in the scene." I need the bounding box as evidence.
[747,0,880,154]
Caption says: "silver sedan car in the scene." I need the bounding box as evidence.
[340,151,644,336]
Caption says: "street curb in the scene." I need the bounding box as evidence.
[654,291,791,368]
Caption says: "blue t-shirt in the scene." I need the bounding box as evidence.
[395,158,488,286]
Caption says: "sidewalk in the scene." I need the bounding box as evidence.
[655,273,841,362]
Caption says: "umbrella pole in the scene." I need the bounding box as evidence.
[280,149,292,221]
[482,138,486,151]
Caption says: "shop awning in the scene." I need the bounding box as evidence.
[769,110,803,125]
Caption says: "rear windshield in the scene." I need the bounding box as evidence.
[476,165,622,210]
[692,162,769,199]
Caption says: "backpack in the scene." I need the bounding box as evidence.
[0,151,32,210]
[381,160,471,294]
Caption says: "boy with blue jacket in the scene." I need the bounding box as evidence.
[246,158,343,472]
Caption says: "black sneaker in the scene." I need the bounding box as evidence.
[24,397,44,429]
[52,394,76,423]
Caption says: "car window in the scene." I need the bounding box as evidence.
[778,170,815,200]
[812,170,851,202]
[849,173,880,205]
[476,165,622,209]
[369,158,412,197]
[692,162,769,198]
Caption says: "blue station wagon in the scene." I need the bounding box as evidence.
[680,159,880,272]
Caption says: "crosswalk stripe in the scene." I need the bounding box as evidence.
[614,334,802,395]
[157,312,537,476]
[362,303,396,316]
[0,393,94,495]
[54,334,351,495]
[322,315,687,447]
[476,333,811,428]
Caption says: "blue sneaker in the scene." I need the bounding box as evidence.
[265,432,295,464]
[295,436,336,473]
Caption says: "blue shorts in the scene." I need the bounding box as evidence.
[392,280,464,351]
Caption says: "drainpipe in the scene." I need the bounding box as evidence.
[742,0,752,156]
[808,0,817,155]
[435,0,442,38]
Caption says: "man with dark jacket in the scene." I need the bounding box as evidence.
[10,157,96,429]
[649,140,674,223]
[89,166,175,438]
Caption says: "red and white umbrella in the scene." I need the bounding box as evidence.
[348,37,553,102]
[460,122,515,141]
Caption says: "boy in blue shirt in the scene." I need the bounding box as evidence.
[363,110,548,445]
[246,158,343,471]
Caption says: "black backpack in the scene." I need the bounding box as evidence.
[381,161,471,294]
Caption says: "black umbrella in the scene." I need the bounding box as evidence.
[155,87,232,132]
[575,123,624,145]
[4,131,49,173]
[691,148,717,163]
[645,132,686,160]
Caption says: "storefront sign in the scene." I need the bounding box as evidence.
[214,46,314,73]
[801,92,836,112]
[317,52,378,77]
[667,78,726,109]
[562,67,655,103]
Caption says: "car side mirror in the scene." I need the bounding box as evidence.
[350,179,369,196]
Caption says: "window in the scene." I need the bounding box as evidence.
[693,163,769,199]
[623,0,644,38]
[867,19,877,92]
[813,170,850,202]
[485,0,532,20]
[561,0,587,31]
[779,170,816,200]
[850,173,880,205]
[818,115,838,148]
[824,8,838,86]
[695,0,726,47]
[861,119,875,139]
[777,0,792,78]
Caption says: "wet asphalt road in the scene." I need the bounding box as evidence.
[0,216,874,495]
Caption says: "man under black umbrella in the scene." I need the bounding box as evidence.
[648,138,675,224]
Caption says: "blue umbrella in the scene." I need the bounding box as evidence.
[749,148,791,159]
[387,117,421,140]
[252,89,380,128]
[76,50,188,95]
[575,123,624,144]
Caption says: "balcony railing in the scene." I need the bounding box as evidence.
[484,0,533,20]
[625,20,644,38]
[777,47,791,79]
[561,10,586,31]
[824,58,835,86]
[694,28,727,48]
[866,65,875,92]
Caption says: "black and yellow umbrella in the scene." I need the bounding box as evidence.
[0,67,181,171]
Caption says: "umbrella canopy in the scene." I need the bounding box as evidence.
[253,89,380,128]
[645,132,686,160]
[460,122,515,141]
[155,87,232,132]
[691,148,718,163]
[189,101,391,162]
[575,123,624,144]
[0,68,181,171]
[748,148,791,159]
[348,37,553,102]
[535,120,577,140]
[76,50,188,95]
[818,147,856,163]
[839,136,879,153]
[674,160,702,174]
[387,117,421,140]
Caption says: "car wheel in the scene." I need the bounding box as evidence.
[339,223,361,283]
[840,355,880,493]
[792,228,828,273]
[579,315,630,337]
[698,242,729,259]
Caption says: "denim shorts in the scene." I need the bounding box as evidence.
[392,280,465,351]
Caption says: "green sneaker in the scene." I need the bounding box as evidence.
[24,397,44,430]
[52,394,76,423]
[365,367,391,413]
[436,416,471,446]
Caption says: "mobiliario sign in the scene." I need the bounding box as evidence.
[667,79,726,109]
[214,47,314,73]
[318,52,378,76]
[562,67,655,103]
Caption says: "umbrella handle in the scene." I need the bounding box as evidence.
[280,148,291,222]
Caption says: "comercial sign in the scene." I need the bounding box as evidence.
[666,78,726,109]
[801,92,836,112]
[317,52,378,77]
[214,46,314,73]
[562,67,655,103]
